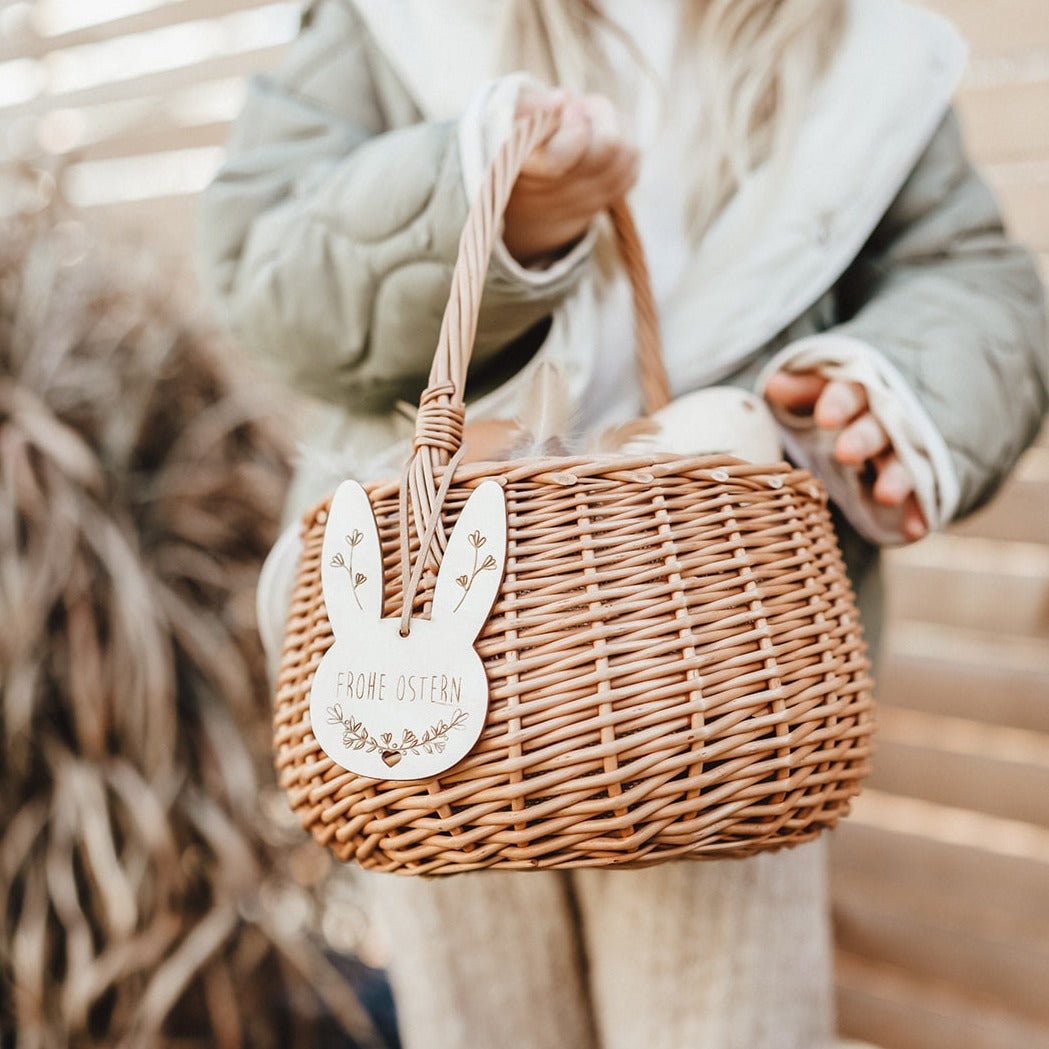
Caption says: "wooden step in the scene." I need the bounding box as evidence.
[883,535,1049,639]
[829,790,1049,941]
[992,167,1049,252]
[948,448,1049,544]
[834,889,1049,1026]
[916,0,1049,57]
[958,79,1049,165]
[0,45,284,121]
[867,705,1049,828]
[0,0,277,64]
[69,119,232,164]
[836,951,1049,1049]
[878,621,1049,733]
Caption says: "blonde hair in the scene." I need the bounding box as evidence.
[504,0,845,240]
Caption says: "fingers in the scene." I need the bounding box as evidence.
[765,373,869,426]
[575,95,639,191]
[871,451,913,506]
[583,93,619,149]
[835,412,890,464]
[765,371,888,465]
[814,380,867,428]
[764,370,828,413]
[523,93,638,192]
[529,100,593,175]
[580,93,624,167]
[597,144,641,200]
[902,494,928,541]
[765,366,930,543]
[871,452,928,541]
[504,90,636,262]
[514,84,565,117]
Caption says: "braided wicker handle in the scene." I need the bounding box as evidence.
[413,106,668,461]
[397,106,669,626]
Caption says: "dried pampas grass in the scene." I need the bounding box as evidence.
[0,207,384,1049]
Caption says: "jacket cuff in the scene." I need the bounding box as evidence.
[756,333,962,545]
[457,72,597,292]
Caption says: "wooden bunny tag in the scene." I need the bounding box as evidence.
[309,480,506,781]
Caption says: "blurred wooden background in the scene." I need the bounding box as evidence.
[1,2,1046,1047]
[829,5,1049,1047]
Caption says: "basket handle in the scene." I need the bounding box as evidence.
[413,106,669,463]
[397,105,669,632]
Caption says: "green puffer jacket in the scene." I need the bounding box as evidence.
[196,0,1048,657]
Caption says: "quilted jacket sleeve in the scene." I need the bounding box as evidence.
[834,108,1048,518]
[194,0,590,412]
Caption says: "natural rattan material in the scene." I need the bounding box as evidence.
[273,108,874,875]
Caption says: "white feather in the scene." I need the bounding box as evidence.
[504,359,578,458]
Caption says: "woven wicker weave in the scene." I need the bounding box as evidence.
[273,108,875,875]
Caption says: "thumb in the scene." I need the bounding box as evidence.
[514,83,566,118]
[525,101,591,176]
[764,370,827,412]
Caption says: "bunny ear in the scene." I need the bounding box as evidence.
[321,480,384,636]
[431,481,507,641]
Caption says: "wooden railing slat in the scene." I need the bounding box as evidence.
[866,705,1049,828]
[958,80,1049,165]
[836,951,1049,1049]
[0,46,284,122]
[884,536,1049,639]
[830,790,1049,934]
[0,0,291,65]
[834,893,1049,1022]
[916,0,1049,56]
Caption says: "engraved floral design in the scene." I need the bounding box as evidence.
[330,528,366,609]
[326,704,469,768]
[453,529,498,613]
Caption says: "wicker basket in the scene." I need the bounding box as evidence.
[273,108,875,875]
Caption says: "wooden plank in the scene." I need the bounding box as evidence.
[957,80,1049,165]
[829,790,1049,940]
[948,447,1049,544]
[991,169,1049,252]
[836,951,1049,1049]
[833,848,1049,955]
[950,478,1049,544]
[915,0,1049,56]
[22,78,243,163]
[884,536,1049,639]
[0,46,285,121]
[867,705,1049,829]
[68,120,231,163]
[834,889,1049,1023]
[879,621,1049,734]
[0,0,282,64]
